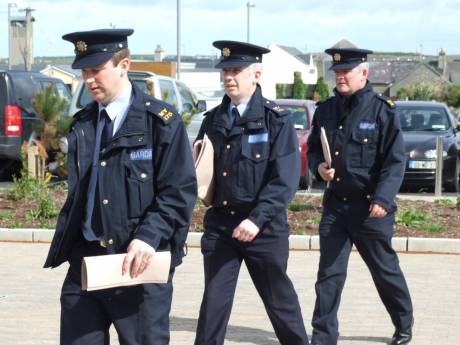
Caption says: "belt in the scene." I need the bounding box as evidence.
[326,188,372,202]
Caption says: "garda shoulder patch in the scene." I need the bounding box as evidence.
[145,99,177,124]
[377,95,395,108]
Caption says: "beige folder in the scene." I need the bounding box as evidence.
[81,251,171,291]
[193,134,215,206]
[320,127,332,167]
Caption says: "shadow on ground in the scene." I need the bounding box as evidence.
[171,316,279,345]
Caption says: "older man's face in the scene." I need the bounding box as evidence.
[334,65,368,96]
[222,65,260,105]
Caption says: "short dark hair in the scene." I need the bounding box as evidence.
[111,48,130,66]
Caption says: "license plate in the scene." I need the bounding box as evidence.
[408,160,436,169]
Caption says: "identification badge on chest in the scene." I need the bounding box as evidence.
[130,148,153,161]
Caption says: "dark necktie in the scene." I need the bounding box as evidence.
[82,109,111,241]
[230,107,240,126]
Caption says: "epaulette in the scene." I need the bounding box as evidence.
[264,99,289,117]
[144,99,178,124]
[377,94,395,108]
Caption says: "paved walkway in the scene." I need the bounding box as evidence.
[0,243,459,345]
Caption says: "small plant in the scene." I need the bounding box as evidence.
[0,211,14,221]
[396,210,427,227]
[288,203,315,212]
[421,222,444,233]
[434,199,454,206]
[457,196,460,210]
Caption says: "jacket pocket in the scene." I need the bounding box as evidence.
[349,130,378,168]
[125,161,154,218]
[237,138,269,197]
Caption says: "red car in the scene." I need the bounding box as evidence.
[275,99,316,190]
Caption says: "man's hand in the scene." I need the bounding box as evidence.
[232,219,260,242]
[122,239,156,278]
[318,162,335,182]
[369,203,388,218]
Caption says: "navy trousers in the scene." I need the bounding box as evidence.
[194,229,309,345]
[60,241,174,345]
[311,198,413,345]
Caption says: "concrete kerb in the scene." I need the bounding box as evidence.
[0,228,459,254]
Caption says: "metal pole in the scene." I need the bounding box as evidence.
[246,2,255,43]
[434,136,443,196]
[176,0,181,80]
[7,3,17,70]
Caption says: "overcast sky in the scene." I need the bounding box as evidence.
[0,0,459,58]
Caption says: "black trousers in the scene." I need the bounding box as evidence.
[60,241,174,345]
[194,229,309,345]
[311,198,413,345]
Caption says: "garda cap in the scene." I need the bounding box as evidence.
[62,28,134,69]
[325,46,373,71]
[213,40,270,68]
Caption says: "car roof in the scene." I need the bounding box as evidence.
[395,100,448,108]
[275,99,316,106]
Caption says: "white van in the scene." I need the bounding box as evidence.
[68,70,206,116]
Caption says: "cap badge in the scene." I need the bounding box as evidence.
[75,41,88,53]
[222,47,231,57]
[333,53,341,62]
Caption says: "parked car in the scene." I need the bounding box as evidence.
[69,70,206,117]
[0,70,72,178]
[396,100,460,192]
[276,99,316,190]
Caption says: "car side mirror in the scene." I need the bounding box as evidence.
[182,103,193,114]
[196,100,207,113]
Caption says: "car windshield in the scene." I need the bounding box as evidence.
[396,106,451,132]
[284,106,310,130]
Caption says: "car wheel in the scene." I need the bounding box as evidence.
[444,157,460,193]
[299,170,313,191]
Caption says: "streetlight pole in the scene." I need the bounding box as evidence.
[176,0,181,79]
[246,1,255,43]
[8,3,17,70]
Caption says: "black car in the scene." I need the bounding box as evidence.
[0,70,72,178]
[396,100,460,192]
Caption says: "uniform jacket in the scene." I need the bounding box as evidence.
[44,83,197,268]
[195,85,300,233]
[307,82,405,212]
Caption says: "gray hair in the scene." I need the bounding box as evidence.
[249,62,263,72]
[357,62,369,72]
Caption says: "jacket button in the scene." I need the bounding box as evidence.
[222,201,228,206]
[222,172,228,176]
[366,195,371,199]
[339,125,343,130]
[102,199,109,205]
[145,101,151,106]
[140,173,147,179]
[108,239,114,245]
[336,177,341,182]
[138,137,143,142]
[363,138,368,143]
[334,151,339,156]
[255,153,261,159]
[343,197,347,201]
[230,210,235,215]
[100,161,107,167]
[226,144,231,149]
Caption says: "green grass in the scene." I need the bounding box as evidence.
[0,211,14,221]
[288,203,315,212]
[396,210,427,227]
[434,199,454,206]
[421,222,444,233]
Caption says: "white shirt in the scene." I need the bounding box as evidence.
[98,83,133,135]
[229,97,251,117]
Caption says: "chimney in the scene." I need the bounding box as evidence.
[154,44,165,62]
[438,47,446,72]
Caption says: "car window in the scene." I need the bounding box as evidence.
[0,76,7,111]
[397,107,450,131]
[54,82,72,103]
[159,79,179,111]
[14,76,39,115]
[78,85,93,108]
[284,106,310,130]
[176,81,197,113]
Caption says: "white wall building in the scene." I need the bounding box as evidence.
[260,44,318,99]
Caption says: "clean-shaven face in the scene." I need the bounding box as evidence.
[334,65,368,96]
[222,65,260,105]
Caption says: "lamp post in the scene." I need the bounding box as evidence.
[177,0,181,79]
[246,1,255,43]
[8,3,17,70]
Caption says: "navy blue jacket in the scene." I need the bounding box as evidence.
[307,82,405,212]
[196,85,300,233]
[44,83,197,268]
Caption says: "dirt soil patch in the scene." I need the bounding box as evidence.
[1,190,459,238]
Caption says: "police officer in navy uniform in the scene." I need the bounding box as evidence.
[307,45,413,345]
[193,40,309,345]
[44,29,197,345]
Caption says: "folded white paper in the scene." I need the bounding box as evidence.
[81,251,171,291]
[320,127,332,167]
